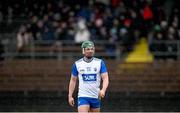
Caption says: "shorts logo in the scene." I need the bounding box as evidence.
[82,74,97,81]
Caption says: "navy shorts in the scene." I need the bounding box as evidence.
[78,97,100,108]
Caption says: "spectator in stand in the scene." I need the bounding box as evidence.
[141,4,154,37]
[75,18,90,43]
[166,26,178,60]
[0,0,179,60]
[16,25,32,52]
[0,40,4,61]
[149,24,166,60]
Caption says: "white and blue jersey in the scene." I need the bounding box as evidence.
[71,57,107,99]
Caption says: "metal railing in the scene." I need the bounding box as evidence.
[0,34,123,60]
[1,33,180,61]
[149,40,180,60]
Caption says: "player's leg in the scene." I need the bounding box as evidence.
[78,105,90,113]
[78,97,90,113]
[90,107,100,112]
[89,98,101,112]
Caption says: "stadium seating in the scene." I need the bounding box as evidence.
[0,59,180,111]
[0,60,180,92]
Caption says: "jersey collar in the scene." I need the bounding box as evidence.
[83,57,94,63]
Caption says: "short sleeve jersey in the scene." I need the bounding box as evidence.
[71,57,107,98]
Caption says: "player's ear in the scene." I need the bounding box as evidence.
[82,48,85,54]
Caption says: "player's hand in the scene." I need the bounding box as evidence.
[99,89,105,99]
[68,96,75,107]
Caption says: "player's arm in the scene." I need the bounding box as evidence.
[68,63,78,106]
[68,74,77,106]
[99,60,109,99]
[100,72,109,98]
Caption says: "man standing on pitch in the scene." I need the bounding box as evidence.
[68,41,109,112]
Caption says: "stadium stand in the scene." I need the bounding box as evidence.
[0,59,180,111]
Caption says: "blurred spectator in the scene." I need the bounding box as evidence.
[141,4,154,37]
[166,26,178,60]
[16,25,32,52]
[149,24,166,59]
[0,40,4,61]
[0,0,179,59]
[0,11,3,23]
[42,27,55,41]
[75,19,90,43]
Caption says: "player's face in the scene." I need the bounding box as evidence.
[84,47,95,58]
